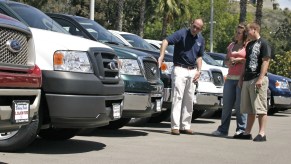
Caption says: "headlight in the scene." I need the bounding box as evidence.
[199,70,211,82]
[160,62,173,74]
[119,59,142,75]
[53,51,93,73]
[275,80,289,89]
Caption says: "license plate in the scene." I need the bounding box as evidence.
[112,103,121,119]
[156,100,161,112]
[12,100,30,123]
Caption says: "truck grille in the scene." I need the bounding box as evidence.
[142,57,160,82]
[93,51,120,84]
[0,27,28,66]
[211,70,224,86]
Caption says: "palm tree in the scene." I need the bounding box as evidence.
[156,0,188,39]
[138,0,147,37]
[255,0,263,26]
[239,0,247,23]
[115,0,124,31]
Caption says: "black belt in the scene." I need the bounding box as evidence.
[174,64,196,70]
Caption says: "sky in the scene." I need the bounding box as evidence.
[278,0,291,9]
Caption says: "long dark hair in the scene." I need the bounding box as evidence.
[235,23,248,46]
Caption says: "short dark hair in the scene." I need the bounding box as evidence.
[247,22,261,33]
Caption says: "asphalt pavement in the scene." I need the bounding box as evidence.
[1,109,291,164]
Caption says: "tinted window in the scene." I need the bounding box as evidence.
[203,53,221,66]
[52,17,86,38]
[7,2,68,34]
[121,34,157,51]
[210,55,228,67]
[74,17,125,45]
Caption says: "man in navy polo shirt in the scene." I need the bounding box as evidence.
[158,18,205,135]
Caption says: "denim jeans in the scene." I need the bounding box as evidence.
[217,79,247,134]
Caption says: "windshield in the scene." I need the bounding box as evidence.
[121,34,157,51]
[7,2,69,34]
[203,53,221,66]
[74,17,125,45]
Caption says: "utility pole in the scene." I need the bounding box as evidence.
[90,0,95,20]
[210,0,214,52]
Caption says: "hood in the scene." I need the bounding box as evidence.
[268,72,290,82]
[202,60,228,76]
[0,13,31,35]
[109,44,155,60]
[29,27,112,70]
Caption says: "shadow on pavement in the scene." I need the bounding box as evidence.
[129,128,170,135]
[18,138,106,154]
[270,110,291,117]
[192,119,216,124]
[194,132,234,139]
[128,122,170,128]
[78,129,148,138]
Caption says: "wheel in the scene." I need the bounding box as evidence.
[127,117,150,126]
[267,95,278,115]
[267,108,278,115]
[212,108,222,118]
[0,119,39,152]
[192,109,205,121]
[100,118,131,129]
[148,108,171,123]
[38,128,79,140]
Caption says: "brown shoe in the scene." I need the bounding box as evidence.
[179,129,194,135]
[171,129,180,135]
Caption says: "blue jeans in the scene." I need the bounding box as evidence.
[217,79,247,135]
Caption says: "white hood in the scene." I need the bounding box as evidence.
[202,60,228,77]
[29,27,112,70]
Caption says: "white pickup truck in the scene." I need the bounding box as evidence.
[112,32,228,120]
[0,1,124,151]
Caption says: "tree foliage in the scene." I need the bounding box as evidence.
[269,51,291,78]
[12,0,291,77]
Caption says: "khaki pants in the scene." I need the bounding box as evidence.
[171,66,197,130]
[240,76,269,114]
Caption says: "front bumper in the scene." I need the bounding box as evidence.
[0,89,41,132]
[122,92,163,118]
[193,92,223,110]
[46,94,124,128]
[273,96,291,109]
[161,88,172,109]
[42,70,125,128]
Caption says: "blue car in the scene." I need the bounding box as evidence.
[207,52,291,115]
[267,73,291,113]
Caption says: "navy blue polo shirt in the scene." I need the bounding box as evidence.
[166,28,205,66]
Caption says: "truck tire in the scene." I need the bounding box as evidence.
[38,128,79,140]
[267,96,278,115]
[148,109,171,123]
[191,110,205,121]
[100,118,131,129]
[0,119,39,152]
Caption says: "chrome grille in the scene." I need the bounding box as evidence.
[0,27,28,66]
[94,51,120,84]
[211,70,224,86]
[142,59,159,82]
